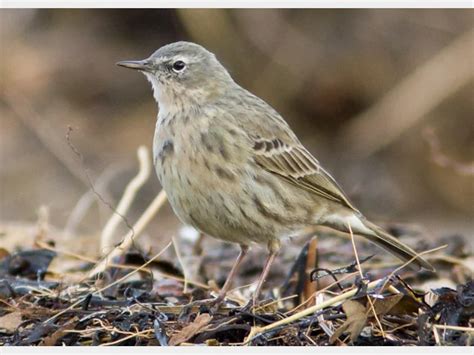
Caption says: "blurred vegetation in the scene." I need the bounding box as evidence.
[1,9,473,251]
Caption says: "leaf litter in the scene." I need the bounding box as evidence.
[0,226,472,346]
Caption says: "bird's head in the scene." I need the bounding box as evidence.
[117,41,234,111]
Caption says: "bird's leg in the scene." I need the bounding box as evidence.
[180,245,249,318]
[213,244,249,304]
[252,239,281,307]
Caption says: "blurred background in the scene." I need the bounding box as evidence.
[1,10,473,264]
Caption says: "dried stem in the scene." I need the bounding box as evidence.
[433,325,474,333]
[46,241,172,323]
[88,189,168,277]
[172,236,190,294]
[64,164,126,237]
[245,278,384,343]
[36,239,210,290]
[347,222,385,338]
[100,146,151,254]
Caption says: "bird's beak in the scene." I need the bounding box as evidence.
[116,59,153,72]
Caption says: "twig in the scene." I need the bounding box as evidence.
[35,205,50,241]
[433,325,474,333]
[45,241,172,323]
[64,164,126,237]
[315,294,334,338]
[253,295,299,313]
[285,271,359,315]
[245,278,385,343]
[347,222,385,338]
[341,28,474,157]
[433,326,442,345]
[35,240,210,290]
[100,146,151,254]
[66,126,135,243]
[378,244,447,296]
[362,243,447,320]
[100,329,154,346]
[87,189,168,277]
[172,236,189,294]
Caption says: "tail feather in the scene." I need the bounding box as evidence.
[359,219,435,272]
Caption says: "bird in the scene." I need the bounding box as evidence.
[117,41,434,305]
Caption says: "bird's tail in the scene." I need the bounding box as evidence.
[358,218,435,271]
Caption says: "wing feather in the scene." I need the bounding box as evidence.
[253,138,358,212]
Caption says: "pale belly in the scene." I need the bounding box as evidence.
[153,118,323,246]
[156,154,274,245]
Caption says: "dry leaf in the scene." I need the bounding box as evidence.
[330,300,367,343]
[331,294,404,343]
[372,293,404,315]
[169,313,212,346]
[0,311,22,333]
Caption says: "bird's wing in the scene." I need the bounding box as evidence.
[252,136,358,212]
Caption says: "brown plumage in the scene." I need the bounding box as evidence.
[118,41,434,305]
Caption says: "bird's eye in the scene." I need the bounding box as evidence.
[172,60,186,73]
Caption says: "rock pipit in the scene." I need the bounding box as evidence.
[118,41,434,305]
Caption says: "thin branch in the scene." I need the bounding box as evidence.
[36,240,210,290]
[172,236,189,294]
[100,146,151,254]
[45,241,172,323]
[285,271,359,315]
[347,222,385,338]
[376,244,448,301]
[245,278,385,343]
[433,325,474,333]
[88,189,168,277]
[64,164,126,237]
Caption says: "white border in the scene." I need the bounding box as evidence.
[1,0,473,8]
[1,346,473,354]
[0,2,471,352]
